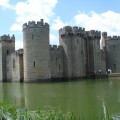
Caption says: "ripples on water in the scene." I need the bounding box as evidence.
[0,79,120,119]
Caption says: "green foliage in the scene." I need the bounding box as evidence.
[0,102,117,120]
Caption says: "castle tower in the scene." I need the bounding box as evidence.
[59,26,86,78]
[85,30,101,74]
[23,19,51,82]
[0,35,15,81]
[101,32,107,72]
[106,36,120,72]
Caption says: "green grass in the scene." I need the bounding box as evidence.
[0,102,119,120]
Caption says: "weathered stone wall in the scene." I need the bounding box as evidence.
[106,36,120,73]
[50,45,64,78]
[100,49,106,72]
[23,19,51,82]
[85,30,102,74]
[6,49,24,82]
[0,35,15,81]
[59,26,86,78]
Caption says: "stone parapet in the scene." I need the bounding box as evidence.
[0,35,15,42]
[50,45,63,52]
[85,30,101,39]
[22,19,49,30]
[59,26,85,37]
[107,36,120,40]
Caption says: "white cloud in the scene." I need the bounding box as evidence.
[50,34,59,45]
[73,11,120,35]
[15,40,23,50]
[0,0,13,9]
[10,23,22,31]
[10,0,58,31]
[51,17,68,30]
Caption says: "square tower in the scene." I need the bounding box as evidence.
[0,35,15,81]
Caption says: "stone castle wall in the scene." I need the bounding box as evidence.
[6,49,24,82]
[23,19,51,81]
[0,19,116,82]
[0,35,15,81]
[106,36,120,72]
[59,26,86,78]
[50,45,64,78]
[85,30,102,74]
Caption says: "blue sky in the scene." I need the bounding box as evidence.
[0,0,120,49]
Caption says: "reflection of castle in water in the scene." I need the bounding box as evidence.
[0,83,25,107]
[0,19,120,82]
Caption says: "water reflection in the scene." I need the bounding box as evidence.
[0,83,25,107]
[0,80,120,119]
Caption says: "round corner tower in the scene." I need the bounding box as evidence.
[23,19,51,82]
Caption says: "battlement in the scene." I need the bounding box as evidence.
[22,19,49,30]
[86,30,101,39]
[107,36,120,40]
[50,45,63,52]
[0,34,15,42]
[102,32,107,37]
[16,49,23,55]
[59,26,85,36]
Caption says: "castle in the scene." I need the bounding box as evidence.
[0,19,119,82]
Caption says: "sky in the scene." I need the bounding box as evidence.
[0,0,120,49]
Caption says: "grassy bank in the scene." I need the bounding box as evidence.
[0,102,119,120]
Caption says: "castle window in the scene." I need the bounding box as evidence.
[56,57,57,66]
[33,61,35,67]
[13,59,15,68]
[59,64,60,71]
[7,50,9,54]
[32,35,34,39]
[114,64,116,70]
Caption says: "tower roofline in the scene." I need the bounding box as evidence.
[22,19,49,30]
[0,34,15,42]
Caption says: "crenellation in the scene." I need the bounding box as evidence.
[59,26,85,38]
[72,26,85,35]
[72,26,79,33]
[59,26,72,35]
[0,34,15,42]
[102,32,107,37]
[53,45,58,50]
[28,21,36,27]
[3,18,120,82]
[113,36,117,39]
[107,36,120,40]
[22,19,49,30]
[50,45,63,52]
[87,30,101,39]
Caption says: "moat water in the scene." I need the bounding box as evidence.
[0,79,120,119]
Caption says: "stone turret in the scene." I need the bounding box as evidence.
[59,26,86,78]
[106,35,120,73]
[0,34,15,81]
[23,19,51,82]
[84,30,102,74]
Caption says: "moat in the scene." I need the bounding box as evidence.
[0,79,120,119]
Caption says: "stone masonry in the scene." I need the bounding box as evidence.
[0,19,120,82]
